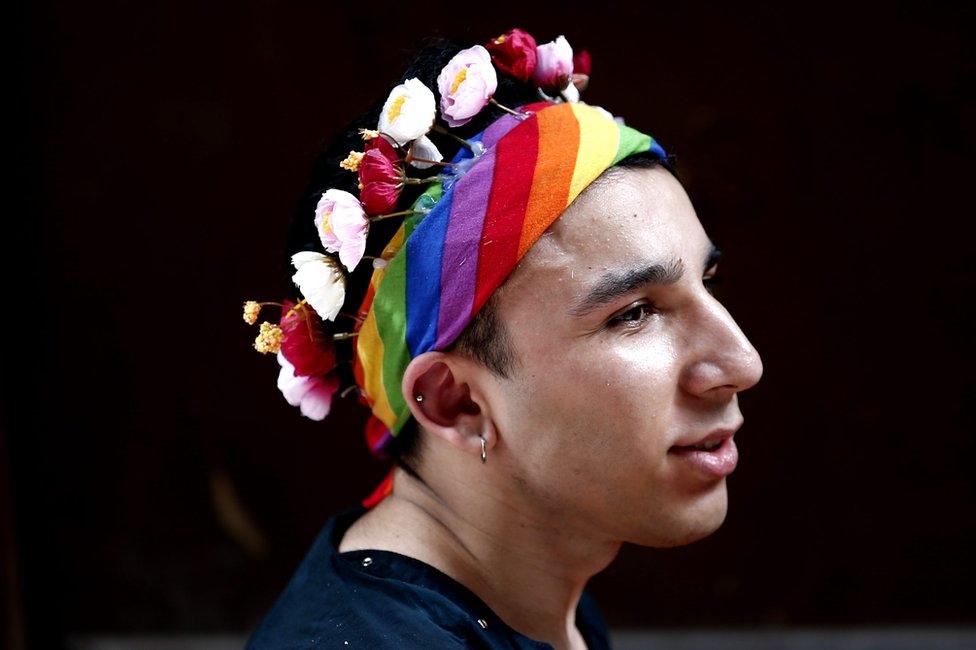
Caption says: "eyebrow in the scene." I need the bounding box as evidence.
[568,242,722,318]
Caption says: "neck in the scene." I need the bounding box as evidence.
[341,466,621,650]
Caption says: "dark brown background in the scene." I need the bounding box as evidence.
[6,1,975,648]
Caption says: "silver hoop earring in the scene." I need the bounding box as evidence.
[479,436,487,464]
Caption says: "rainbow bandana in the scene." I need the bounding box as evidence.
[352,100,667,455]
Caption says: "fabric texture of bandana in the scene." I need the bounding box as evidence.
[352,100,667,458]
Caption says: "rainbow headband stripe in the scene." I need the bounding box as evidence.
[353,100,667,453]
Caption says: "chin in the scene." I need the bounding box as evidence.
[633,479,730,548]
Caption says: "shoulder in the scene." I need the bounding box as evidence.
[246,509,496,649]
[247,558,486,649]
[247,584,477,649]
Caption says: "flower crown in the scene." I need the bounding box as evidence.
[243,29,593,422]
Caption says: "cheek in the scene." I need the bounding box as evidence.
[501,331,681,484]
[592,334,680,426]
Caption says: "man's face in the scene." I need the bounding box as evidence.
[485,165,763,547]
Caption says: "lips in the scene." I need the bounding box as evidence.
[668,425,741,479]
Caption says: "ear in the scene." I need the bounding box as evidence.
[401,351,495,459]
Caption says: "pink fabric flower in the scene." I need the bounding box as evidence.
[314,189,368,272]
[437,45,498,127]
[485,28,537,83]
[279,300,336,377]
[532,35,574,94]
[276,352,340,421]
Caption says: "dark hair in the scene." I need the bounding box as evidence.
[286,36,677,478]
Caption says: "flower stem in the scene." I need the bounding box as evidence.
[333,332,359,341]
[489,97,524,117]
[368,209,418,222]
[283,298,307,319]
[431,124,478,152]
[360,255,391,266]
[404,156,455,168]
[339,384,362,399]
[400,176,440,186]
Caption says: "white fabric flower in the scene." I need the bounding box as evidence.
[378,77,436,146]
[408,135,443,169]
[561,82,580,103]
[291,251,345,321]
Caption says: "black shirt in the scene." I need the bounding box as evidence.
[248,505,612,649]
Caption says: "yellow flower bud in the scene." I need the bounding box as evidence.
[253,321,283,354]
[339,151,364,172]
[243,300,261,325]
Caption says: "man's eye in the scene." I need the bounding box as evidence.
[703,265,722,294]
[703,274,722,293]
[608,302,656,329]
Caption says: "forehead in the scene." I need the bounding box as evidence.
[502,166,707,300]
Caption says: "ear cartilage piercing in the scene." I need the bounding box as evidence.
[414,394,424,402]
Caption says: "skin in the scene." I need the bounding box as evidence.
[339,166,763,649]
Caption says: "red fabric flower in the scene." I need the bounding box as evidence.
[365,132,399,161]
[571,49,591,93]
[359,137,403,215]
[573,49,591,76]
[279,300,336,377]
[485,28,537,83]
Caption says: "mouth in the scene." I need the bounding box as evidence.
[668,426,741,480]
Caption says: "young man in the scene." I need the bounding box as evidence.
[343,163,761,647]
[247,35,761,650]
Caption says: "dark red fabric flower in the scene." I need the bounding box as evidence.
[573,49,591,76]
[572,50,591,92]
[279,300,336,377]
[359,152,401,215]
[485,28,538,83]
[359,137,403,215]
[365,132,399,161]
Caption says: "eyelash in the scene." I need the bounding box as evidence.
[608,302,657,329]
[606,271,722,329]
[703,273,721,293]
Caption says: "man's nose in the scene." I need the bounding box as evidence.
[679,295,763,401]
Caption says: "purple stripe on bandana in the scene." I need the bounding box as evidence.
[434,147,497,348]
[481,113,523,149]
